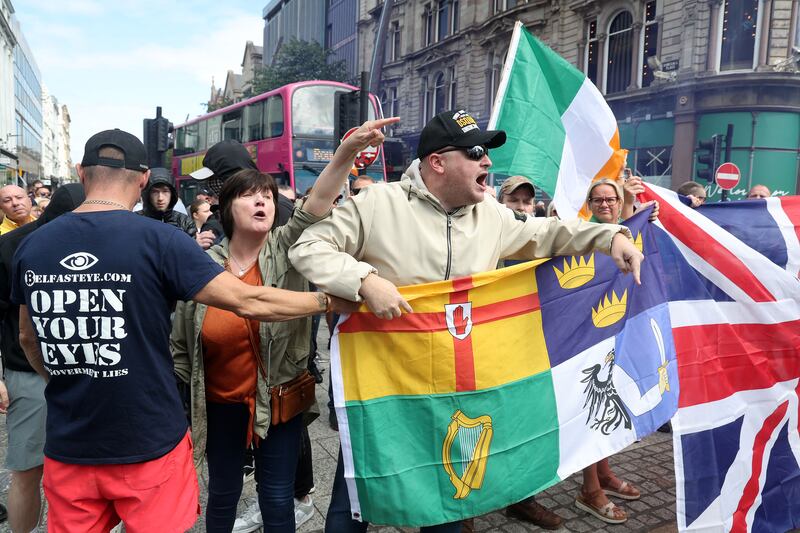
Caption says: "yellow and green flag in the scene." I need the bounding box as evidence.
[331,213,678,526]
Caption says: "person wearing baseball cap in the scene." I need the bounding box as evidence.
[191,139,295,229]
[11,128,358,532]
[498,176,537,216]
[289,110,644,532]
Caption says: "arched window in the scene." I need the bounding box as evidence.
[433,71,446,115]
[606,11,633,94]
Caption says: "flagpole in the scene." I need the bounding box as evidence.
[488,20,523,130]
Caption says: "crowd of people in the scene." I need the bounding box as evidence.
[0,108,779,533]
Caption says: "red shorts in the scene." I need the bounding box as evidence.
[43,431,200,533]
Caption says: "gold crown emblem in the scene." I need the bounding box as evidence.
[553,254,595,289]
[633,232,643,253]
[592,289,628,328]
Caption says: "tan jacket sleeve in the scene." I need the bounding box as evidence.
[288,195,377,301]
[496,205,632,260]
[170,300,193,384]
[272,199,328,253]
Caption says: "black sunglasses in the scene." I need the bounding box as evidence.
[435,145,489,161]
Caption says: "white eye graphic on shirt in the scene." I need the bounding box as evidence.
[60,252,99,271]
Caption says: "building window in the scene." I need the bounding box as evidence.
[424,4,434,46]
[641,1,659,87]
[720,0,758,71]
[447,66,457,108]
[606,11,634,94]
[422,77,432,124]
[381,87,399,134]
[452,0,460,33]
[433,71,446,115]
[488,51,502,105]
[585,19,599,86]
[437,1,450,41]
[387,21,401,62]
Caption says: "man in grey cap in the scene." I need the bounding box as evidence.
[498,175,536,217]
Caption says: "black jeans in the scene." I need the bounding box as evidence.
[205,402,303,532]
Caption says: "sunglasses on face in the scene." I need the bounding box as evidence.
[435,145,489,161]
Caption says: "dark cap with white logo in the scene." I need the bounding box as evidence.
[416,109,506,160]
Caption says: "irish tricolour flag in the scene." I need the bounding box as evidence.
[331,212,678,526]
[488,21,627,219]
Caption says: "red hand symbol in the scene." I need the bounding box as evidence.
[453,305,468,335]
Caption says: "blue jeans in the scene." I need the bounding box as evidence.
[325,450,462,533]
[205,402,303,533]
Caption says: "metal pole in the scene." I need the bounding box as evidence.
[721,123,734,201]
[368,0,394,96]
[359,71,369,123]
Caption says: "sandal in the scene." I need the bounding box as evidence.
[575,490,627,524]
[601,479,641,501]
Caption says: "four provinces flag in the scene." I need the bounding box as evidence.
[487,21,627,220]
[330,212,678,526]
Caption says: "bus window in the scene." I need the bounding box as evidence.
[222,110,242,141]
[176,127,186,150]
[265,96,284,138]
[198,120,208,152]
[207,115,222,146]
[245,101,263,142]
[185,122,199,152]
[292,86,337,137]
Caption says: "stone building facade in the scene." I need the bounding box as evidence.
[359,0,800,197]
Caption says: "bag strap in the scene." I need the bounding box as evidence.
[225,259,269,382]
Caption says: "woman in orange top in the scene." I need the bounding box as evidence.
[172,118,397,532]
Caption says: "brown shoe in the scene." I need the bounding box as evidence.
[461,517,474,533]
[506,497,563,530]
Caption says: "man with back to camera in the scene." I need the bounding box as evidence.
[12,129,355,533]
[289,109,644,532]
[0,185,35,235]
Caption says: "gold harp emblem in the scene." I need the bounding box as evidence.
[441,410,494,499]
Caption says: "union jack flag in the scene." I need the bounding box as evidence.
[641,185,800,533]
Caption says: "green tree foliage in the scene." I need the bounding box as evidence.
[207,96,233,112]
[246,39,348,96]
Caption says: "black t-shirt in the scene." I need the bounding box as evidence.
[11,211,224,464]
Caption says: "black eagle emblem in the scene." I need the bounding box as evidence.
[580,348,632,435]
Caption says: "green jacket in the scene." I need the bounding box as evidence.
[171,206,325,467]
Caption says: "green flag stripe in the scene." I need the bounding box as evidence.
[489,23,587,196]
[344,372,561,526]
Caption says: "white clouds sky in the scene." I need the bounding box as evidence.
[13,1,264,162]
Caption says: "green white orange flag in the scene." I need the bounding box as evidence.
[488,21,627,219]
[330,213,678,526]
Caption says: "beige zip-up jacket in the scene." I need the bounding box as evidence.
[289,160,631,296]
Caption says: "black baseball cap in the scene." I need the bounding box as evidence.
[416,109,506,160]
[190,140,257,194]
[81,129,149,172]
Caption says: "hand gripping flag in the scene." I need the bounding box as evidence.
[330,211,678,526]
[487,21,627,220]
[640,185,800,533]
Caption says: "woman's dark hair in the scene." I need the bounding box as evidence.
[218,169,279,238]
[189,198,209,218]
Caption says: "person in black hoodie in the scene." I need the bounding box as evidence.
[0,183,85,532]
[136,167,194,234]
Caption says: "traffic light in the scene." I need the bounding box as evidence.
[156,117,172,152]
[696,134,722,182]
[334,90,360,147]
[143,118,159,167]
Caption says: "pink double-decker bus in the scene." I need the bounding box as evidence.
[171,80,386,203]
